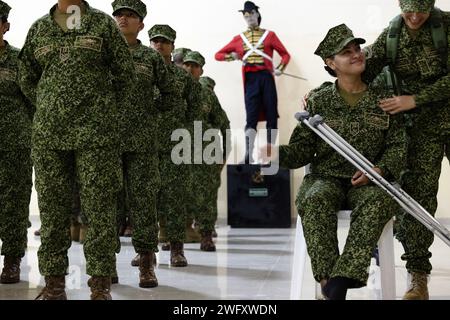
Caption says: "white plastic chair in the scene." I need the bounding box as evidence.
[290,167,396,300]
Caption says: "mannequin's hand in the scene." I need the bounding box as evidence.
[274,68,283,76]
[231,52,240,60]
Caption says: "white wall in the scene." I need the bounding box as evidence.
[6,0,449,219]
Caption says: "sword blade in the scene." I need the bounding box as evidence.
[281,72,308,81]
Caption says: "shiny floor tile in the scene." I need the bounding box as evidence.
[0,216,449,300]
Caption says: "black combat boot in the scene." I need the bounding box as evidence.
[35,276,67,300]
[89,276,112,300]
[200,231,216,252]
[0,257,21,284]
[139,252,158,288]
[170,242,188,267]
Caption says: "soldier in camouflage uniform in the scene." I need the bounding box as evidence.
[363,0,450,300]
[188,75,220,239]
[199,76,216,91]
[148,25,202,267]
[199,75,223,239]
[18,0,136,300]
[268,24,407,299]
[182,51,230,251]
[0,0,33,285]
[167,46,202,244]
[112,0,174,288]
[173,47,191,67]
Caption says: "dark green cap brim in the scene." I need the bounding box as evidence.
[330,37,366,57]
[149,34,175,42]
[112,6,143,18]
[183,59,203,67]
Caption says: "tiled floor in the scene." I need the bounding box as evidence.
[0,216,449,300]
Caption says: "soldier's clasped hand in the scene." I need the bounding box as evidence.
[351,167,382,187]
[379,95,417,114]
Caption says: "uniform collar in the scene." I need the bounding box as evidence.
[0,40,11,64]
[47,1,93,35]
[247,26,261,32]
[332,80,371,109]
[129,39,142,50]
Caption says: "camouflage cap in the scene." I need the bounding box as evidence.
[314,24,366,61]
[173,47,192,58]
[148,24,176,42]
[399,0,435,13]
[183,51,206,67]
[0,1,11,19]
[199,76,216,90]
[112,0,147,19]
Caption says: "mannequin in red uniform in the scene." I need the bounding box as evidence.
[215,1,290,163]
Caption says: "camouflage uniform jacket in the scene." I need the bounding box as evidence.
[279,82,407,181]
[156,63,202,153]
[364,10,450,109]
[199,84,230,160]
[122,41,173,152]
[18,1,136,150]
[0,42,33,150]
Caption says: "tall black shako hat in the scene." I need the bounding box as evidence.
[239,1,261,25]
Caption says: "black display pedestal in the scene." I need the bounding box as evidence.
[227,164,291,228]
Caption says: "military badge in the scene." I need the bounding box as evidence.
[60,46,70,62]
[135,63,152,77]
[74,36,103,52]
[350,122,360,136]
[365,112,390,130]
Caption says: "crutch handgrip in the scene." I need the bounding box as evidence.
[295,111,310,122]
[309,115,324,128]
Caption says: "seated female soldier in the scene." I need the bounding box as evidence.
[263,24,407,300]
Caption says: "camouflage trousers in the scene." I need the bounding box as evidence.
[0,150,33,258]
[396,121,450,274]
[71,179,88,224]
[157,152,192,242]
[187,164,222,233]
[32,148,121,276]
[116,179,130,229]
[295,174,397,285]
[120,151,160,253]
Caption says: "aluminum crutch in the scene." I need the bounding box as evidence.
[307,114,450,247]
[295,111,450,248]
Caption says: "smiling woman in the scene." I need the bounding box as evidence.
[273,23,408,300]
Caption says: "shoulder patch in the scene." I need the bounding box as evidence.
[0,68,17,82]
[34,45,54,59]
